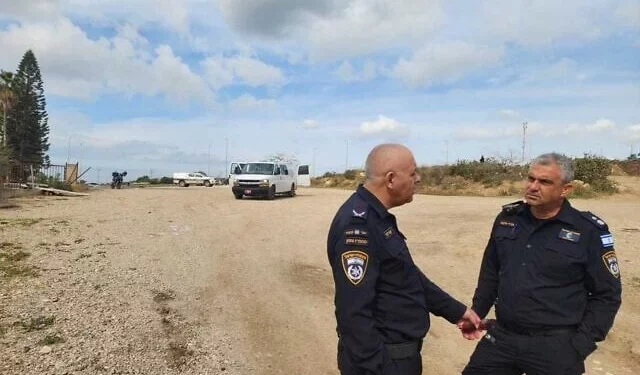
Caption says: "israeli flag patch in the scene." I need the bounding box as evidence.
[600,234,614,248]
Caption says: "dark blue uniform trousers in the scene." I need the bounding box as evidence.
[338,339,423,375]
[462,325,585,375]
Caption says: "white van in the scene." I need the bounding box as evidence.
[232,162,303,200]
[296,164,311,187]
[228,162,247,186]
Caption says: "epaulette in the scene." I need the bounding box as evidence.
[501,200,525,216]
[350,202,369,223]
[580,211,609,230]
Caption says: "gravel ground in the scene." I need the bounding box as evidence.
[0,185,638,374]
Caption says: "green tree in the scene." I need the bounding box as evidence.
[7,50,50,166]
[0,70,15,149]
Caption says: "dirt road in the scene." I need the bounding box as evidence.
[1,186,638,374]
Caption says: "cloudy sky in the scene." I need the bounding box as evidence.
[1,0,639,181]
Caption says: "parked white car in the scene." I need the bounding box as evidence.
[172,172,215,187]
[231,162,309,199]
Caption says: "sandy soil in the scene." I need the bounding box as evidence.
[0,185,638,374]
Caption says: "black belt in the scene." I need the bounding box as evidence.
[385,340,423,359]
[497,322,576,336]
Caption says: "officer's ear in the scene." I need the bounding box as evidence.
[561,181,573,198]
[384,171,395,188]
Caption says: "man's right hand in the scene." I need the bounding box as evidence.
[456,308,484,340]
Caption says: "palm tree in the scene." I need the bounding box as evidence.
[0,70,15,148]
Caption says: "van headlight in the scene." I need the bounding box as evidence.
[259,179,269,187]
[233,181,239,187]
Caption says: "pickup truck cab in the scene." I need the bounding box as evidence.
[231,162,298,200]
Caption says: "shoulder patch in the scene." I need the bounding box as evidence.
[580,211,608,230]
[341,250,368,285]
[602,251,620,278]
[383,227,394,239]
[501,200,525,215]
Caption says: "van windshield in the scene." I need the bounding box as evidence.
[243,163,274,175]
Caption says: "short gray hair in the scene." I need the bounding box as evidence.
[531,153,574,183]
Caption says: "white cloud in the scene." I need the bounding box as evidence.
[229,94,277,111]
[226,56,284,86]
[301,119,318,129]
[63,0,191,35]
[615,1,640,29]
[359,115,409,137]
[480,0,618,46]
[623,124,640,142]
[393,42,503,87]
[201,55,284,89]
[0,0,62,21]
[0,18,212,102]
[335,60,381,82]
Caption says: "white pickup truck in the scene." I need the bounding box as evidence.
[172,172,215,187]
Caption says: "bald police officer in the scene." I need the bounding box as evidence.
[328,144,481,375]
[462,153,622,374]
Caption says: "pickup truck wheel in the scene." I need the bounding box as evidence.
[178,180,186,187]
[234,193,243,199]
[267,185,275,200]
[204,180,211,187]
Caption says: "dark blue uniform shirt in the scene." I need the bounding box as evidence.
[471,199,622,358]
[327,185,466,373]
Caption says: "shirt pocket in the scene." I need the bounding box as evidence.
[493,226,517,268]
[538,240,584,281]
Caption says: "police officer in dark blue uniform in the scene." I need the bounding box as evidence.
[328,144,481,375]
[462,153,622,374]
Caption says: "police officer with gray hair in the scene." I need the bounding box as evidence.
[328,144,481,375]
[461,153,622,374]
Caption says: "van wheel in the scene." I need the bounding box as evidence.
[288,183,296,197]
[267,185,275,200]
[204,180,211,187]
[234,193,243,199]
[178,180,186,187]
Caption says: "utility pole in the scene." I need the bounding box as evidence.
[345,139,349,171]
[312,148,317,177]
[521,121,528,162]
[445,140,449,165]
[97,168,100,184]
[224,137,229,175]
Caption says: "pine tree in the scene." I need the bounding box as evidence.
[7,50,50,166]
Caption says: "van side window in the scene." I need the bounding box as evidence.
[281,165,288,175]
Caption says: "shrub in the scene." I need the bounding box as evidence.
[573,154,617,193]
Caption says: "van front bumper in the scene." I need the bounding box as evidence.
[232,186,270,196]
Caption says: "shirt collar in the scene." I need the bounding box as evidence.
[355,184,390,219]
[520,199,576,226]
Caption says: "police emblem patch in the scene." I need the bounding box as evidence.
[341,250,368,285]
[602,251,620,278]
[558,229,581,243]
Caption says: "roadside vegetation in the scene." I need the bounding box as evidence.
[312,154,640,198]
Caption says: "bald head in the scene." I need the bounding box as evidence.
[362,143,419,209]
[364,143,413,183]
